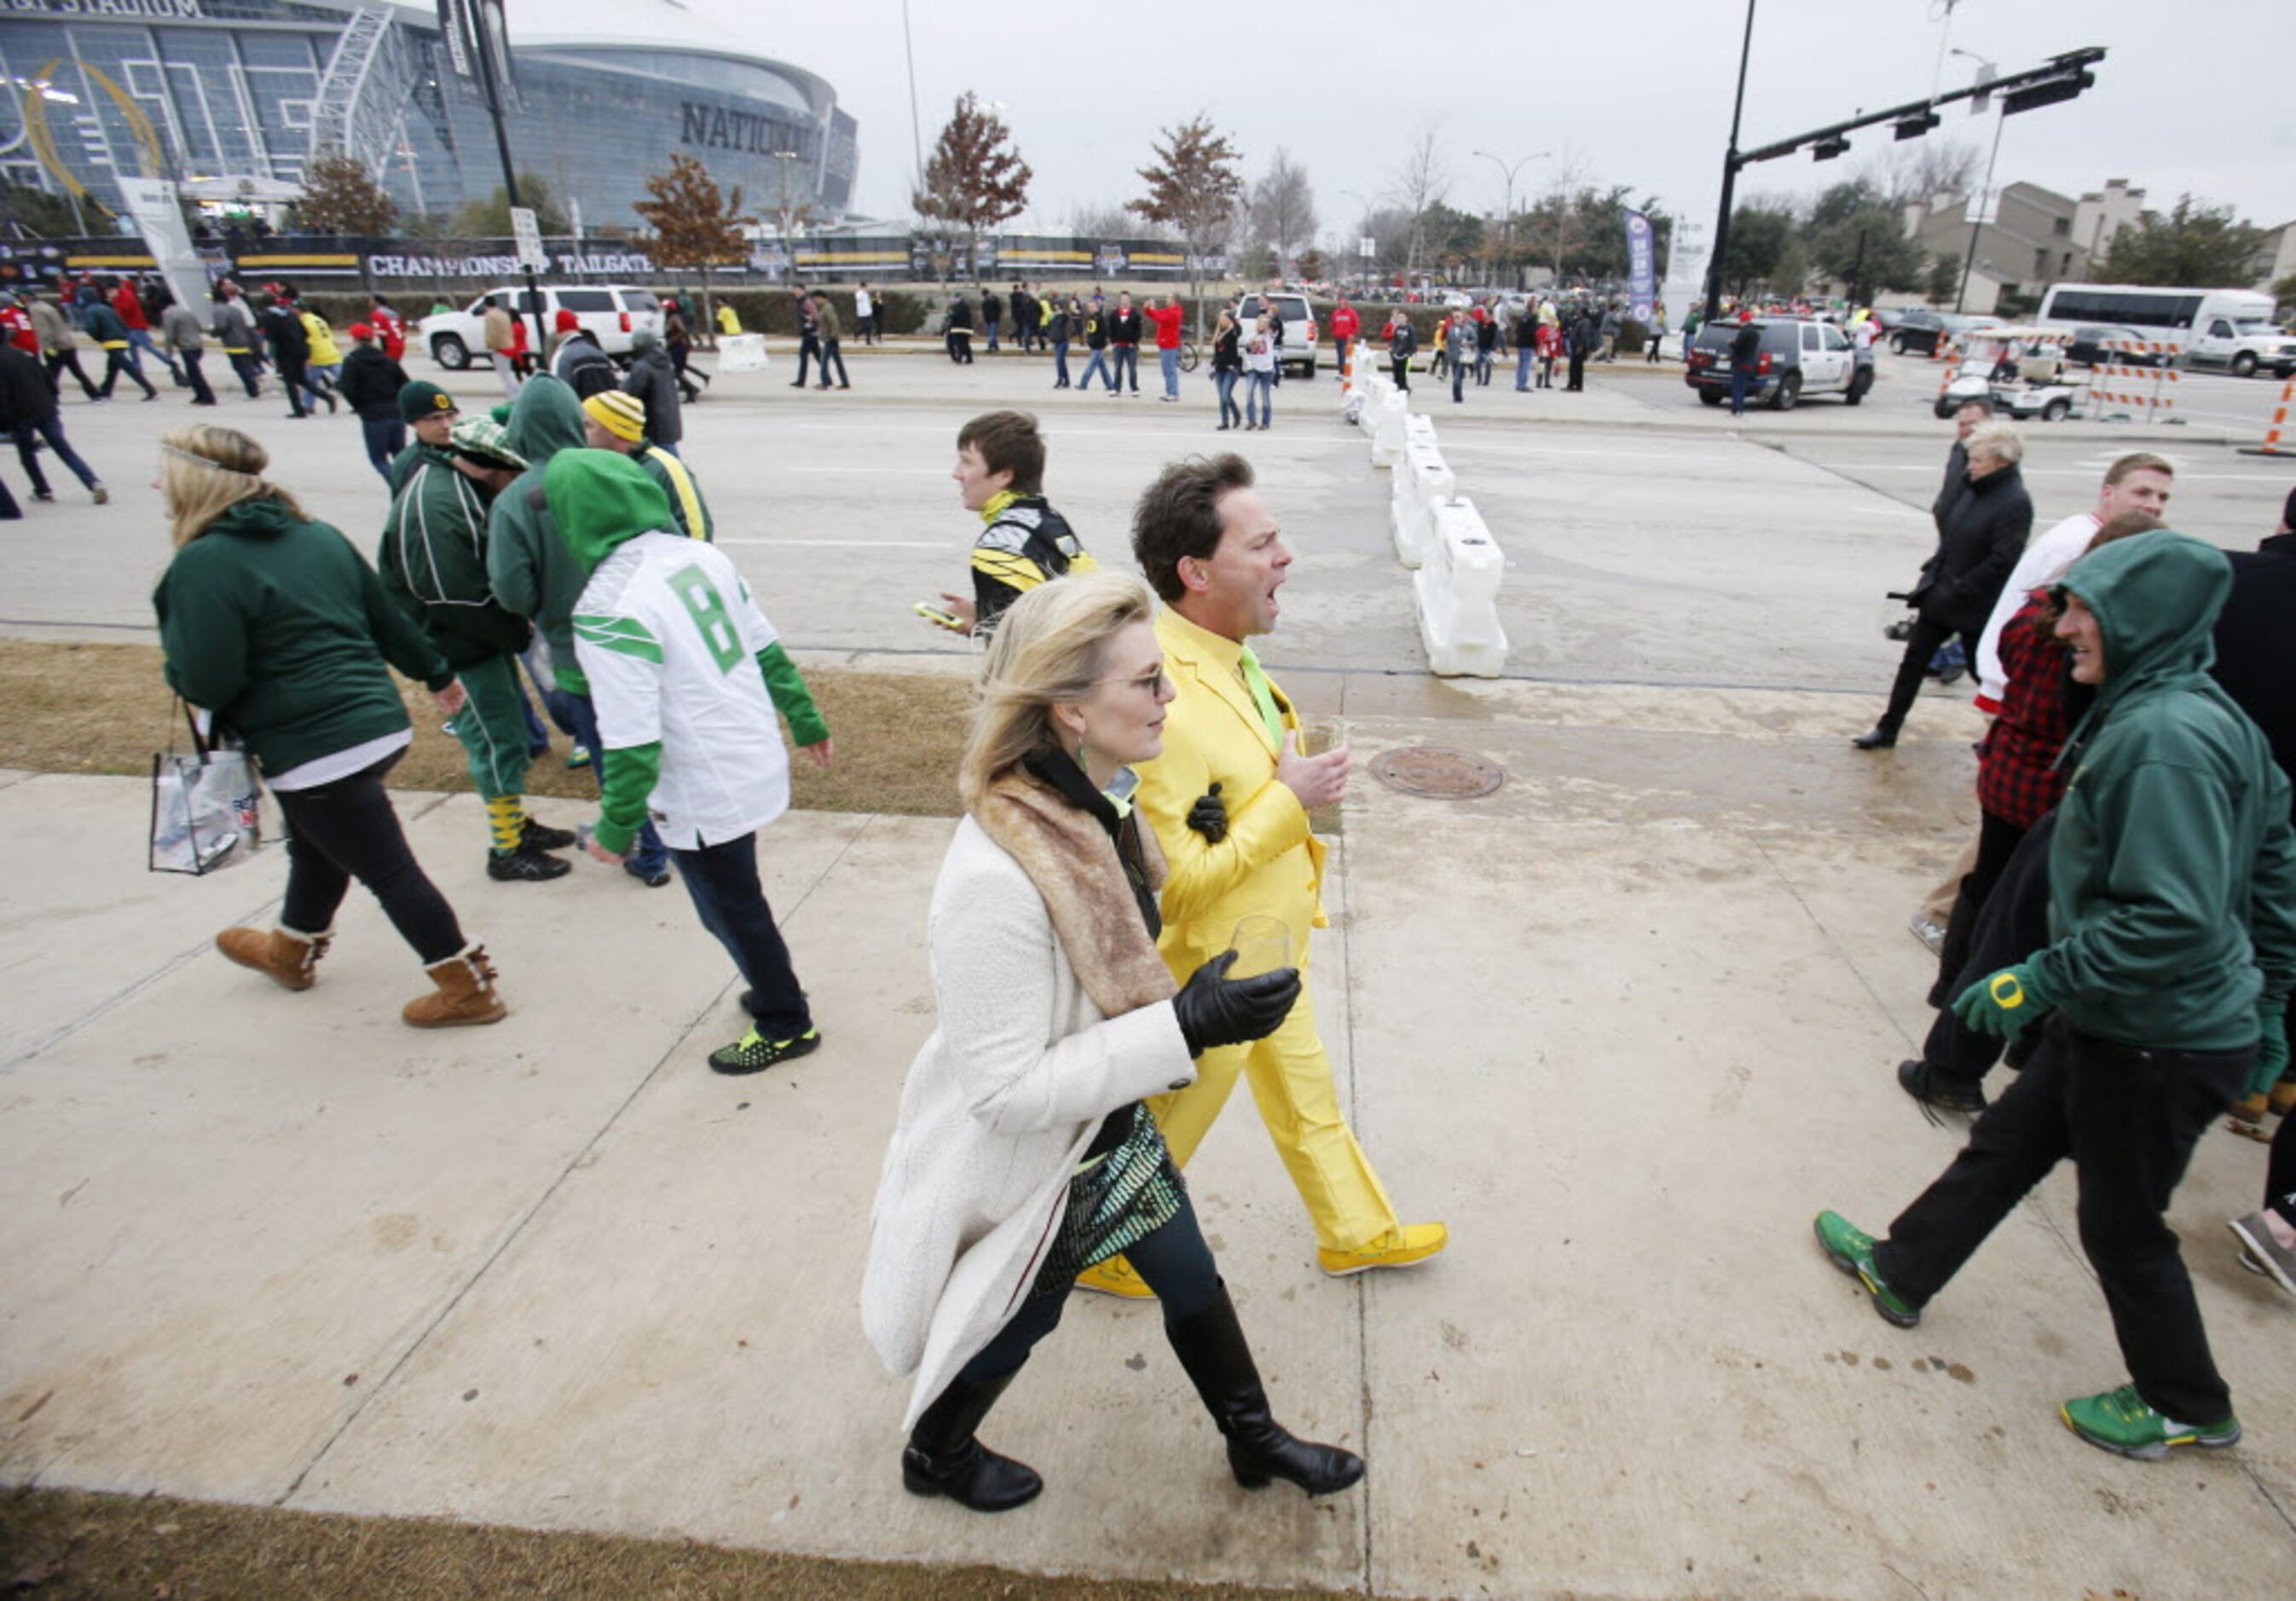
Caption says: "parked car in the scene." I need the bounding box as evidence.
[1888,310,2002,356]
[418,284,662,371]
[1683,316,1875,410]
[1235,291,1321,377]
[2063,325,2171,369]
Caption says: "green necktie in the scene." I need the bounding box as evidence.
[1237,644,1284,748]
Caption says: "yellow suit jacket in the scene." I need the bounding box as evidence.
[1136,607,1328,972]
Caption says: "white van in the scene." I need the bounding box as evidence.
[2033,283,2289,373]
[418,285,662,370]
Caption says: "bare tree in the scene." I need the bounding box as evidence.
[1386,124,1450,283]
[912,93,1032,285]
[1072,199,1171,240]
[1871,138,1982,206]
[1131,115,1246,334]
[1523,150,1591,282]
[1247,147,1318,272]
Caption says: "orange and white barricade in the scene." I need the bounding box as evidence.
[2240,373,2296,459]
[2085,340,2180,421]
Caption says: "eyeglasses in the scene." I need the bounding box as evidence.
[1098,666,1170,696]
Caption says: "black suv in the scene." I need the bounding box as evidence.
[1685,318,1875,410]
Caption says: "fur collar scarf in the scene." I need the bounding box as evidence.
[974,760,1174,1020]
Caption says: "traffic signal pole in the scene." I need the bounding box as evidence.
[466,4,550,358]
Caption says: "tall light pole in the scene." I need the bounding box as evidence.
[1704,0,1759,320]
[1951,49,2004,315]
[1472,149,1550,288]
[1341,187,1372,285]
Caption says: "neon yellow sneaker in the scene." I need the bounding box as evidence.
[1074,1255,1155,1299]
[1317,1222,1449,1277]
[2062,1384,2240,1461]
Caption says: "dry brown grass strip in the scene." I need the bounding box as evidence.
[0,640,968,819]
[0,1486,1356,1600]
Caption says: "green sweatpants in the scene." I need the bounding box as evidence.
[453,653,532,803]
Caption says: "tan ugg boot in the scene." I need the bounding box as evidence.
[215,925,331,991]
[402,944,507,1028]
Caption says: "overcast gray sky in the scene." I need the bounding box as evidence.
[741,0,2288,242]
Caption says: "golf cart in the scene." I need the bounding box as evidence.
[1932,326,2080,423]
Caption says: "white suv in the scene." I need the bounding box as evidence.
[418,285,662,370]
[2185,315,2296,379]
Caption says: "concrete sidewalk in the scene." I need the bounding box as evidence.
[4,667,2293,1594]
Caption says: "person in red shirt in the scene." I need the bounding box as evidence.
[368,295,408,362]
[0,293,37,356]
[1145,293,1186,402]
[1328,296,1361,376]
[112,276,182,386]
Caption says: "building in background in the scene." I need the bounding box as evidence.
[1906,181,2087,315]
[2073,178,2146,270]
[0,0,854,234]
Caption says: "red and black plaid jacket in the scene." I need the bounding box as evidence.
[1977,591,2075,828]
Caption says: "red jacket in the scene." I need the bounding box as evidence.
[1329,305,1360,339]
[372,306,406,361]
[1975,591,2077,829]
[1145,303,1184,350]
[112,284,149,331]
[0,305,35,355]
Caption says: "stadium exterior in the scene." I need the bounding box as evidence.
[0,0,855,232]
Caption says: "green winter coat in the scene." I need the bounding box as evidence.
[2034,530,2296,1049]
[483,377,593,690]
[154,497,451,775]
[378,442,530,669]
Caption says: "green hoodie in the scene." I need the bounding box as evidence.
[483,378,593,688]
[2034,530,2296,1049]
[154,497,452,775]
[543,450,828,853]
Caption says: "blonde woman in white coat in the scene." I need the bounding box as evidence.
[863,570,1364,1513]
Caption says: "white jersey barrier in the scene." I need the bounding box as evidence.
[1416,498,1509,678]
[1390,442,1455,568]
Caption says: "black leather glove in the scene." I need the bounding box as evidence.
[1171,950,1301,1057]
[1186,781,1228,843]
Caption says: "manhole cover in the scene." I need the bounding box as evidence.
[1369,746,1506,800]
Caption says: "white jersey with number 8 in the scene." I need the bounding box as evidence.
[572,531,792,850]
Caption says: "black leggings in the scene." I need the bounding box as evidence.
[275,748,465,964]
[956,1177,1222,1386]
[1879,616,1983,736]
[1929,808,2028,1009]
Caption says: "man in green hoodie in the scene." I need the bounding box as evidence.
[379,411,575,881]
[544,450,834,1075]
[486,378,672,888]
[1817,529,2296,1462]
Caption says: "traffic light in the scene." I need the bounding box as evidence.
[1811,136,1850,161]
[2002,69,2093,115]
[1894,110,1941,140]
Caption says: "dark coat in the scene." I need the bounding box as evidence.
[1915,462,2033,633]
[338,344,410,420]
[1932,441,1969,536]
[622,346,682,445]
[0,344,58,428]
[2212,530,2296,818]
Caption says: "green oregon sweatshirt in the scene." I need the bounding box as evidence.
[154,497,453,774]
[483,377,592,690]
[2036,530,2296,1049]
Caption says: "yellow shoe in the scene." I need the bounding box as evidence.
[1317,1222,1449,1278]
[1073,1254,1155,1300]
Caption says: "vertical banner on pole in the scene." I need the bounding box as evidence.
[114,178,212,313]
[1623,210,1657,324]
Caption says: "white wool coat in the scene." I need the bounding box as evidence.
[862,814,1196,1430]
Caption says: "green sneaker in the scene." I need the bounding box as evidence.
[708,1026,822,1076]
[2061,1384,2241,1461]
[1813,1211,1921,1328]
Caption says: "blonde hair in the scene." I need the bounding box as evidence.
[161,425,307,547]
[959,570,1158,812]
[1963,419,2024,467]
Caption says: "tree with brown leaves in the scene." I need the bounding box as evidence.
[634,153,757,331]
[294,151,397,237]
[913,94,1032,285]
[1131,117,1244,335]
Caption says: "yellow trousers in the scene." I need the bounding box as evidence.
[1148,968,1398,1252]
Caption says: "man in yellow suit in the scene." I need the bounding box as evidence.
[1079,453,1448,1296]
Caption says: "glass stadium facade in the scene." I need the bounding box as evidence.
[0,0,855,230]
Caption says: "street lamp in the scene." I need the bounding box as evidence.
[1472,149,1550,286]
[1341,188,1374,286]
[1950,49,2006,315]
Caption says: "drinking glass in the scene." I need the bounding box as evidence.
[1226,913,1293,980]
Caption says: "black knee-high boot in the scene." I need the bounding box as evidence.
[1166,1282,1364,1495]
[901,1372,1044,1511]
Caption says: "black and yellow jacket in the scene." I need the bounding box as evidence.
[971,490,1097,637]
